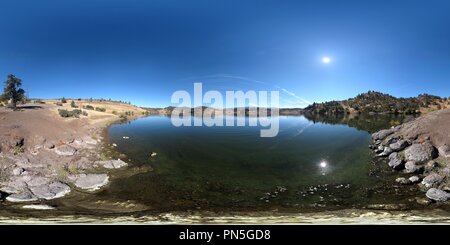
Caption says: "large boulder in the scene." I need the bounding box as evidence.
[405,143,437,163]
[72,174,109,191]
[29,181,71,200]
[95,159,128,169]
[426,188,450,201]
[404,161,424,174]
[389,140,409,152]
[54,144,77,156]
[422,174,444,188]
[438,145,450,158]
[372,129,396,141]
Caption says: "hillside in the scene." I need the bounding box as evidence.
[303,91,449,115]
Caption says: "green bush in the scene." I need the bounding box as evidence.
[58,109,82,118]
[61,97,67,103]
[95,107,106,112]
[83,105,95,110]
[82,111,88,116]
[112,110,117,115]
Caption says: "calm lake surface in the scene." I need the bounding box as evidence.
[104,114,412,212]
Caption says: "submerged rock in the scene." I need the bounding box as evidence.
[405,143,437,163]
[426,188,450,201]
[54,144,77,156]
[95,159,128,169]
[73,174,109,191]
[422,174,444,188]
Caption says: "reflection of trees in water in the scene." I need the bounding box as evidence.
[304,113,414,133]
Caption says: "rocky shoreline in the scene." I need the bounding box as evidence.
[370,109,450,203]
[0,132,130,204]
[0,102,146,207]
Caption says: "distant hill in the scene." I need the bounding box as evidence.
[303,91,449,115]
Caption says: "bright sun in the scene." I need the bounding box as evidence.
[322,57,331,64]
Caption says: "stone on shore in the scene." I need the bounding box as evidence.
[54,144,77,156]
[95,159,128,169]
[12,167,24,176]
[73,174,109,191]
[426,188,450,201]
[421,174,444,188]
[404,161,424,174]
[425,161,439,171]
[404,142,437,163]
[389,140,409,152]
[378,147,393,157]
[22,204,56,210]
[388,153,404,169]
[6,190,38,202]
[395,177,410,185]
[372,128,396,141]
[409,176,421,183]
[29,181,71,200]
[438,145,450,158]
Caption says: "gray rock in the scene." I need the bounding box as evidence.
[388,153,404,169]
[395,177,411,185]
[12,167,24,176]
[73,174,109,191]
[385,135,399,145]
[404,161,424,174]
[372,128,395,141]
[409,176,421,183]
[389,140,409,152]
[425,161,439,171]
[378,147,393,157]
[438,145,450,158]
[44,142,55,149]
[422,174,445,188]
[6,190,38,202]
[95,159,128,169]
[389,152,399,160]
[405,143,437,163]
[29,181,71,200]
[54,144,77,156]
[426,188,450,201]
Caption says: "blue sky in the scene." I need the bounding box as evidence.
[1,0,450,108]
